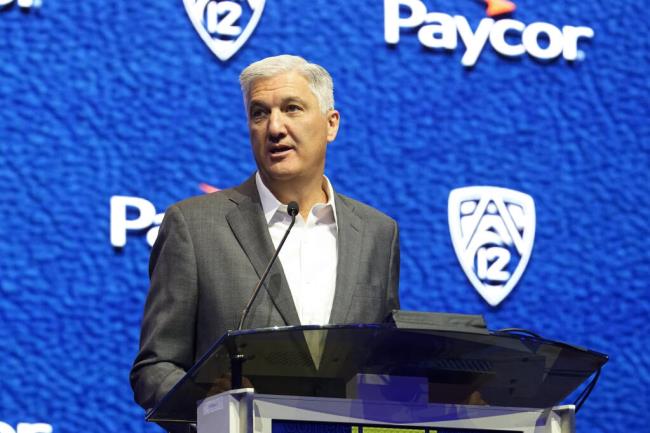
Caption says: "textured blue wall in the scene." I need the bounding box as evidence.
[0,1,648,432]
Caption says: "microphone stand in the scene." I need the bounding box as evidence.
[237,201,299,330]
[231,202,299,389]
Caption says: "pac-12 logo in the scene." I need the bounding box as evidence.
[0,0,42,10]
[448,186,535,306]
[183,0,265,61]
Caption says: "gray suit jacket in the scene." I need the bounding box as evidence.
[130,176,400,414]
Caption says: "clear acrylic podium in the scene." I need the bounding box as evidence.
[146,324,607,433]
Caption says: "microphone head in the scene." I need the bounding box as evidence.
[287,201,299,217]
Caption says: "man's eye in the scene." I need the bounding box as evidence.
[286,104,302,112]
[251,108,267,119]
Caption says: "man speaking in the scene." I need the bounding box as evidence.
[130,55,400,425]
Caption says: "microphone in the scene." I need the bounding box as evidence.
[237,201,300,330]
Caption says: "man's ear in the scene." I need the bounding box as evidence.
[326,109,340,142]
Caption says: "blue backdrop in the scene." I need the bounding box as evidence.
[1,1,648,432]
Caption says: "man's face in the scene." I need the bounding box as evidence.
[246,71,339,185]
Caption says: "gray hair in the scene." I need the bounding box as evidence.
[239,55,335,113]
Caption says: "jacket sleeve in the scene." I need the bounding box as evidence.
[130,205,198,414]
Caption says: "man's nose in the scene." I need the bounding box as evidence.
[267,109,287,141]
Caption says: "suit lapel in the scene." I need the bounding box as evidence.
[224,177,301,326]
[329,194,364,324]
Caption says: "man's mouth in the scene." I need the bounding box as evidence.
[269,145,294,156]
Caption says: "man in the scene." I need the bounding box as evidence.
[130,55,400,425]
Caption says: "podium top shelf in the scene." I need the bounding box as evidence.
[147,324,607,423]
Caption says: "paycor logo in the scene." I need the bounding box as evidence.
[110,184,219,248]
[110,196,163,248]
[384,0,595,67]
[0,422,51,433]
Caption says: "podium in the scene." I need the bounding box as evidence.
[146,324,607,433]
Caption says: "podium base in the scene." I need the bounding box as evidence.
[197,390,575,433]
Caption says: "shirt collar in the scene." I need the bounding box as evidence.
[255,172,338,226]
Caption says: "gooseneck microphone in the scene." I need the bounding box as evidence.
[237,201,300,330]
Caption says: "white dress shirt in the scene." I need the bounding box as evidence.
[255,172,338,326]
